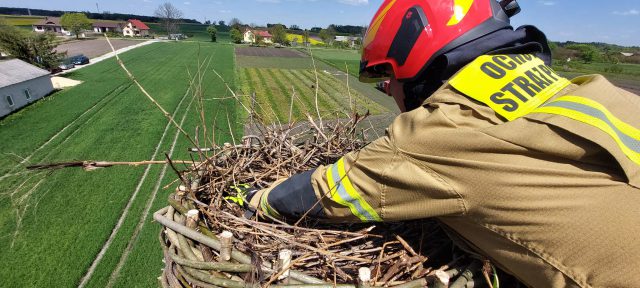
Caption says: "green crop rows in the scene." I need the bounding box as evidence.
[0,41,239,287]
[238,67,387,123]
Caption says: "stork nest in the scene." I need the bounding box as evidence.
[156,113,502,288]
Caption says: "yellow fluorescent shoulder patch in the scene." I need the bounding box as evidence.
[326,158,382,222]
[449,54,571,121]
[533,96,640,165]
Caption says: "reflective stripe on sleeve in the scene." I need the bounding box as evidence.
[533,96,640,165]
[325,158,382,222]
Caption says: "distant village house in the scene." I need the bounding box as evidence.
[32,17,71,36]
[334,35,362,47]
[621,52,635,57]
[93,22,124,33]
[243,29,273,44]
[123,19,150,37]
[0,59,54,118]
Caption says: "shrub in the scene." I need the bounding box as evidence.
[603,65,623,74]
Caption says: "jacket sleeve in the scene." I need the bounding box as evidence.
[254,130,467,223]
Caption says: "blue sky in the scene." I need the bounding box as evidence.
[2,0,639,46]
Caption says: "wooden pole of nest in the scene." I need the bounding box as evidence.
[278,249,293,283]
[219,231,233,262]
[432,270,450,288]
[185,210,199,229]
[358,267,372,288]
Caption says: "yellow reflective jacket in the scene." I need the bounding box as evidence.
[253,55,640,287]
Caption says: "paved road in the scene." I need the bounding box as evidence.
[56,40,157,75]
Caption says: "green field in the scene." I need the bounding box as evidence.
[0,15,45,25]
[237,53,386,123]
[304,48,362,77]
[146,23,230,43]
[0,42,239,287]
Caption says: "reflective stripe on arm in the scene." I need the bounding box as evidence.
[325,158,382,222]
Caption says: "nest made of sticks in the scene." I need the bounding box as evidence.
[155,113,502,288]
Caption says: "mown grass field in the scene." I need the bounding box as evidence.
[236,52,387,123]
[146,23,231,43]
[306,48,362,77]
[0,41,239,287]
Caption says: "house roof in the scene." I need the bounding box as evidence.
[34,17,61,26]
[621,52,634,57]
[0,59,50,88]
[93,22,123,28]
[128,19,150,30]
[255,30,272,38]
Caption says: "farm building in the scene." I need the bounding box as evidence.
[334,35,362,47]
[93,22,124,33]
[123,19,150,37]
[0,59,54,118]
[32,17,71,36]
[243,29,273,44]
[621,52,635,57]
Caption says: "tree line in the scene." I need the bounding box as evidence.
[0,7,200,24]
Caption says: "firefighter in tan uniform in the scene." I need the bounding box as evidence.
[244,1,640,287]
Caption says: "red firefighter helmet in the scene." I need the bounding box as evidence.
[360,0,517,82]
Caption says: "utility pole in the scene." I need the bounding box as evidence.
[27,8,31,15]
[96,3,100,13]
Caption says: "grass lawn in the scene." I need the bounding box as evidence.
[0,41,239,287]
[304,48,362,77]
[147,23,231,43]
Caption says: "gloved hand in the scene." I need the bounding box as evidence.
[225,182,284,220]
[224,184,260,218]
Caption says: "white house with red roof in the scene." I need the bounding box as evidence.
[32,17,71,36]
[243,29,272,44]
[123,19,150,37]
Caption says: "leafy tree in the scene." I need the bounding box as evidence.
[230,28,243,44]
[318,29,334,44]
[255,34,264,45]
[218,20,226,27]
[60,13,91,39]
[204,20,211,25]
[0,25,64,70]
[310,27,322,33]
[566,44,602,63]
[155,2,183,35]
[290,24,301,31]
[229,18,243,30]
[206,25,217,42]
[270,24,288,45]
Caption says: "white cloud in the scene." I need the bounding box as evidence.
[538,1,556,6]
[142,0,152,3]
[183,1,190,4]
[338,0,368,5]
[613,9,640,16]
[219,9,232,13]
